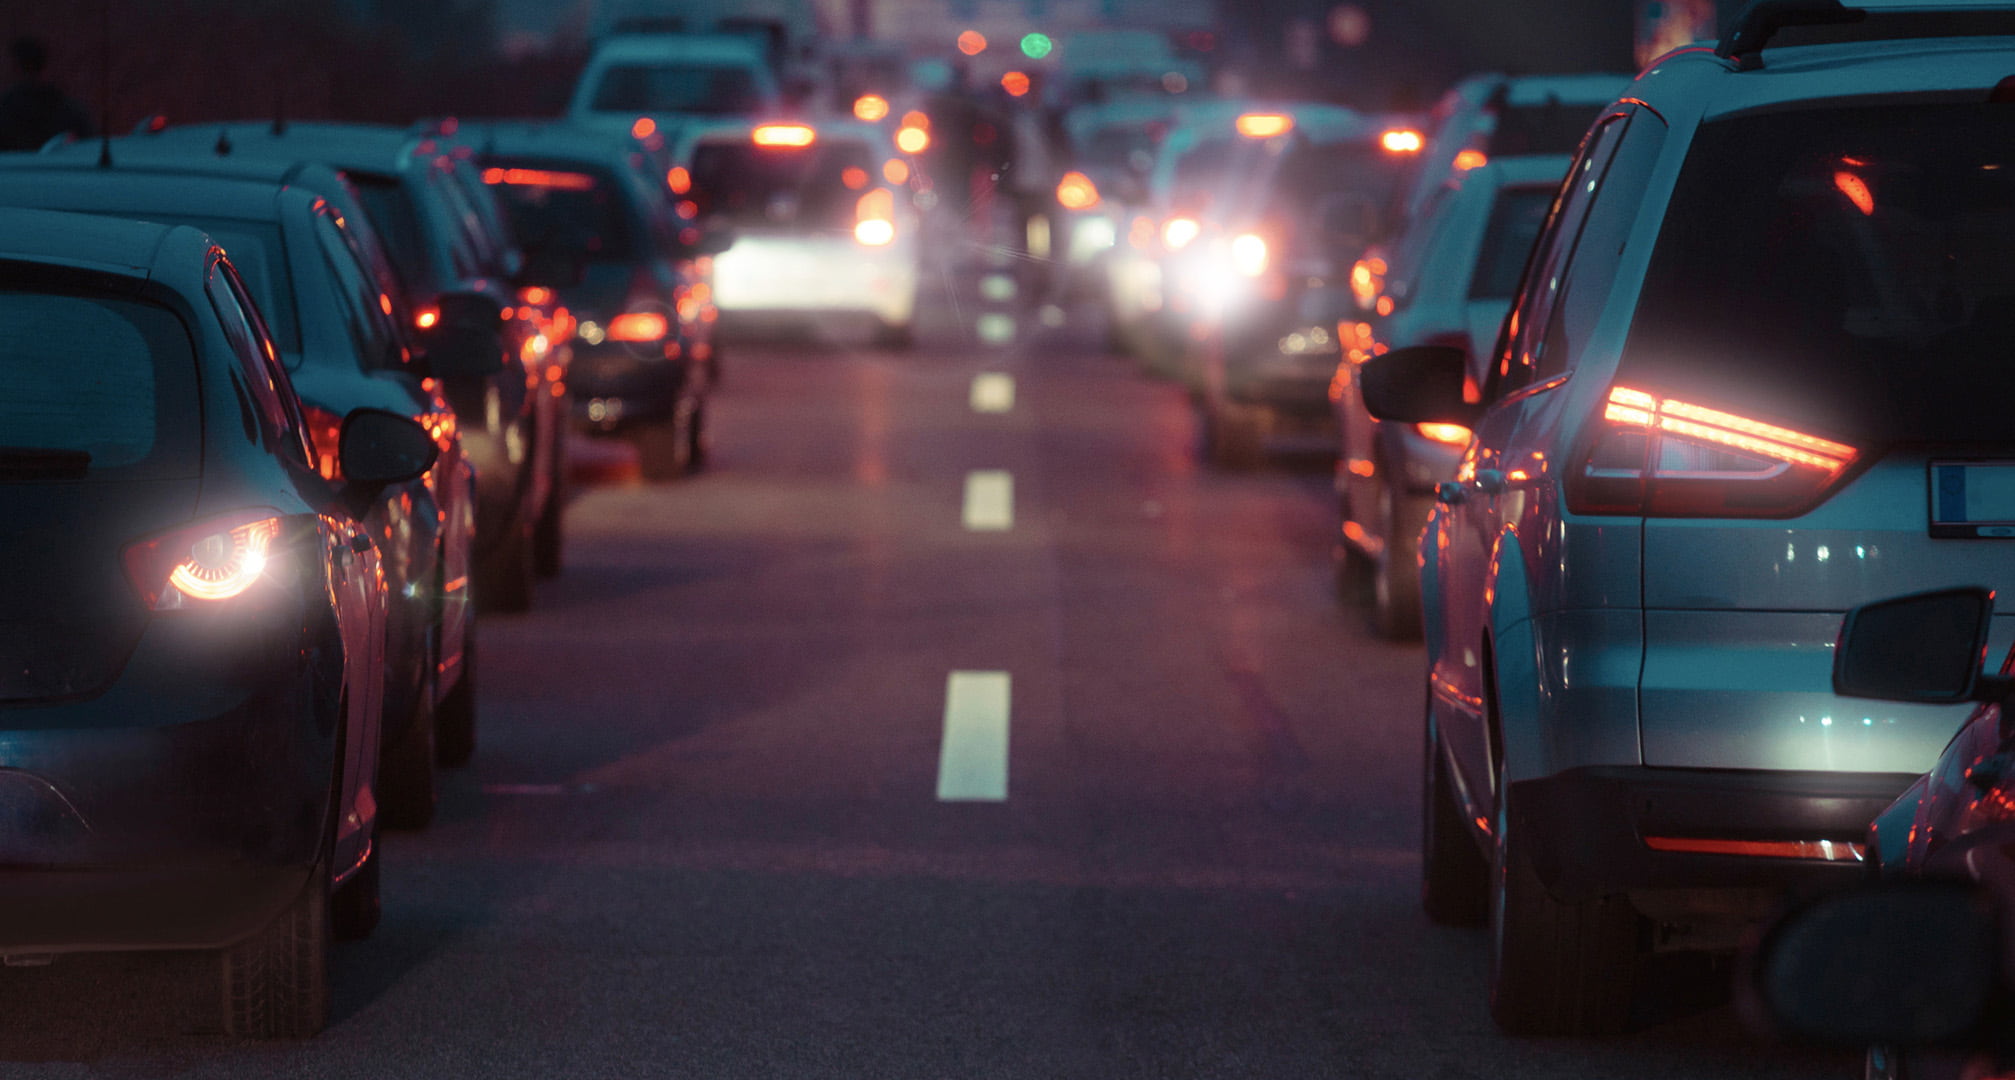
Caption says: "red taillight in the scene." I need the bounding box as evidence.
[123,510,286,609]
[304,405,344,481]
[1567,385,1860,518]
[607,311,669,342]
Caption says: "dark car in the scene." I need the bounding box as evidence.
[117,121,571,611]
[0,156,485,824]
[1739,586,2015,1078]
[0,207,437,1035]
[462,121,731,479]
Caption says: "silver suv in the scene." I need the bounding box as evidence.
[1361,0,2015,1036]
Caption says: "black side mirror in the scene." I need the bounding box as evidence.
[1742,882,1999,1048]
[693,224,736,257]
[1834,587,1996,704]
[516,248,585,290]
[1358,345,1480,426]
[339,408,438,488]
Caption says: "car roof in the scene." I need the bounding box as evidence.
[0,165,290,223]
[0,206,193,279]
[587,34,768,64]
[459,121,640,166]
[125,121,429,176]
[10,149,353,206]
[1636,31,2015,119]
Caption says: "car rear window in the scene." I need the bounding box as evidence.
[0,288,198,476]
[482,160,637,262]
[347,175,426,289]
[1485,102,1605,157]
[689,139,877,229]
[1468,187,1555,300]
[591,63,764,116]
[1622,102,2015,444]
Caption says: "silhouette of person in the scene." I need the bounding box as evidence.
[0,37,94,152]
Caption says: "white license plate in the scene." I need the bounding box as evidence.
[1930,461,2015,538]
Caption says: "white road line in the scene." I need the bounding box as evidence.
[962,470,1014,531]
[976,312,1016,345]
[937,671,1010,801]
[970,373,1015,413]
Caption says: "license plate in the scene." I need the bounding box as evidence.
[1930,461,2015,538]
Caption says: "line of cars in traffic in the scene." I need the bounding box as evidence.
[1077,0,2015,1063]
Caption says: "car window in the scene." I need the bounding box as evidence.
[347,175,427,294]
[208,257,312,468]
[590,63,765,115]
[312,206,405,372]
[0,288,198,475]
[482,161,638,262]
[1489,113,1629,399]
[1530,112,1665,380]
[1622,100,2015,444]
[1467,187,1557,302]
[689,138,878,229]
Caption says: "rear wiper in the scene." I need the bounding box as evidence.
[0,447,92,480]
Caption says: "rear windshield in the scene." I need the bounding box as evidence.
[689,139,877,229]
[591,64,765,116]
[142,218,300,355]
[347,175,426,290]
[1468,187,1554,300]
[482,161,637,262]
[1176,137,1403,224]
[1485,102,1605,157]
[1622,102,2015,444]
[0,289,197,476]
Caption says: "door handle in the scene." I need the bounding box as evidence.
[1472,468,1506,495]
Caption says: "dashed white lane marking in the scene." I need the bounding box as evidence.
[976,312,1017,345]
[980,274,1018,301]
[937,671,1010,801]
[970,373,1015,414]
[962,470,1014,531]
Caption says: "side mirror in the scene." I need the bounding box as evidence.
[515,249,585,290]
[1358,345,1480,426]
[339,408,438,488]
[1743,882,1999,1048]
[1834,587,1996,704]
[694,224,736,257]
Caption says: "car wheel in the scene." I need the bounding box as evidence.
[533,469,564,580]
[330,826,381,942]
[874,319,915,350]
[480,524,535,615]
[1205,399,1265,470]
[634,408,693,482]
[436,626,477,768]
[378,672,438,830]
[1422,720,1489,926]
[1488,800,1645,1036]
[220,860,331,1038]
[1370,484,1427,640]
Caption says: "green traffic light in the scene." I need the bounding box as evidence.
[1019,32,1053,59]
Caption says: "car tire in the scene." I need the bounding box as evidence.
[634,411,692,482]
[874,319,915,350]
[533,471,564,580]
[436,629,477,768]
[1370,485,1427,640]
[1205,400,1265,470]
[330,827,381,942]
[481,525,535,615]
[1488,802,1644,1036]
[1422,722,1489,926]
[378,678,438,830]
[220,862,331,1039]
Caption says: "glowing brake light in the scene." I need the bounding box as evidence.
[415,308,439,330]
[1162,216,1200,251]
[853,94,890,122]
[1453,149,1489,171]
[1380,128,1424,153]
[124,511,286,609]
[1056,170,1099,210]
[855,219,896,246]
[895,126,930,154]
[1416,422,1471,446]
[606,311,669,342]
[752,123,816,148]
[883,158,911,185]
[1833,170,1875,216]
[1568,385,1860,518]
[1230,233,1268,277]
[855,188,896,246]
[481,168,596,191]
[632,117,657,139]
[666,166,691,194]
[1236,113,1293,138]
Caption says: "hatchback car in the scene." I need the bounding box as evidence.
[0,207,436,1036]
[0,156,485,822]
[1359,5,2015,1035]
[1332,154,1568,637]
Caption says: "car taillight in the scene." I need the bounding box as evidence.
[1566,385,1860,518]
[1231,233,1268,277]
[1416,422,1471,446]
[1162,217,1200,251]
[123,510,287,609]
[856,188,895,246]
[607,311,669,342]
[303,405,344,481]
[1056,171,1099,210]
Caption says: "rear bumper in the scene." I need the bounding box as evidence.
[1509,765,1913,904]
[570,342,691,431]
[712,235,918,325]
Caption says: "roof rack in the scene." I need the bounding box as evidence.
[1718,0,2015,69]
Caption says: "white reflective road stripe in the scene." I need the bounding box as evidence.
[937,671,1010,801]
[962,470,1013,531]
[970,373,1015,413]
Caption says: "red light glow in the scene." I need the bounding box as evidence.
[1833,170,1875,216]
[1001,71,1031,97]
[482,168,596,191]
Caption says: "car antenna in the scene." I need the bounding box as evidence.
[215,128,233,156]
[272,87,286,136]
[96,0,113,167]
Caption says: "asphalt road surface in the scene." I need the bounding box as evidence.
[0,258,1850,1078]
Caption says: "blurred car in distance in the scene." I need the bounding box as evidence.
[568,33,783,140]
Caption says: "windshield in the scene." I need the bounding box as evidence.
[591,63,766,116]
[1623,102,2015,444]
[1468,187,1554,300]
[0,289,196,475]
[482,161,638,263]
[689,139,878,229]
